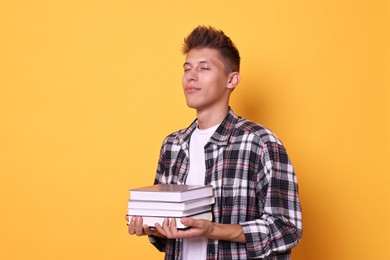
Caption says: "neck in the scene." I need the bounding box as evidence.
[196,105,229,130]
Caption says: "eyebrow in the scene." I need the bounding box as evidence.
[183,60,210,67]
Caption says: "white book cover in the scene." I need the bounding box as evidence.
[128,205,211,217]
[127,211,213,229]
[128,196,215,211]
[129,184,214,202]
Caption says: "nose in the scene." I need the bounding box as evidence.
[184,69,197,82]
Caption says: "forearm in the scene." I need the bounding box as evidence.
[208,223,246,243]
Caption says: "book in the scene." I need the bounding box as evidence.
[128,196,215,211]
[128,204,211,217]
[127,211,213,229]
[129,184,214,202]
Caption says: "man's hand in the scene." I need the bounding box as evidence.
[125,215,165,238]
[155,217,246,242]
[126,215,246,243]
[155,217,214,239]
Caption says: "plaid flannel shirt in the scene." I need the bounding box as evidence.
[149,109,302,259]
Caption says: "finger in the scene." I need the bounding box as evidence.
[155,222,166,237]
[143,225,158,236]
[149,227,160,236]
[128,216,136,234]
[135,217,145,236]
[143,224,152,235]
[162,218,172,238]
[169,218,178,234]
[181,217,195,227]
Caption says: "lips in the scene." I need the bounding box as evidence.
[184,87,201,94]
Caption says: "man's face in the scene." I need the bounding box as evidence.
[182,48,233,113]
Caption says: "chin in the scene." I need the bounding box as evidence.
[186,103,198,109]
[185,99,198,109]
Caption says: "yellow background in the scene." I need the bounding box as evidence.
[1,1,389,259]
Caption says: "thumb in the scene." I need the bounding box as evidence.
[180,217,198,227]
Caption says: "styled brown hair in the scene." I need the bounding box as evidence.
[182,26,240,73]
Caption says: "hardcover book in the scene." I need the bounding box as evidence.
[127,211,213,229]
[128,196,215,211]
[129,184,214,202]
[128,204,211,217]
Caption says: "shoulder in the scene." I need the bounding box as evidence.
[233,116,283,146]
[165,128,186,139]
[160,122,196,149]
[232,117,291,164]
[161,129,182,145]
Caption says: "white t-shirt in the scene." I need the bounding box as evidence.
[182,123,219,260]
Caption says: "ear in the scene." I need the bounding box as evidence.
[227,72,240,90]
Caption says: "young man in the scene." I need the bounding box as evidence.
[128,26,302,259]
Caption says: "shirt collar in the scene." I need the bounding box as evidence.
[175,108,239,147]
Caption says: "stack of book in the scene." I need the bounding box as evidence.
[127,184,215,229]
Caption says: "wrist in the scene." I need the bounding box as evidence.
[208,223,246,243]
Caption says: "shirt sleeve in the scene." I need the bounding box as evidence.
[240,142,303,258]
[148,235,167,252]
